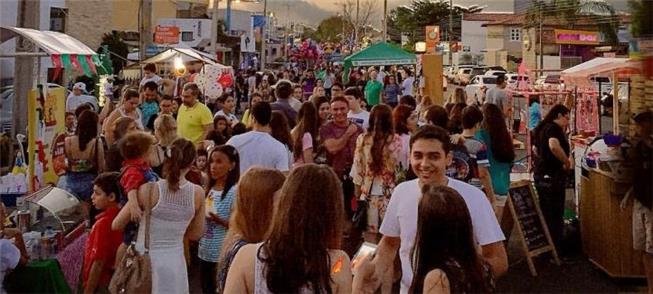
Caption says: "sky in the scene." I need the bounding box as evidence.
[257,0,630,26]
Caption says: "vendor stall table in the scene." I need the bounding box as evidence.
[4,259,72,293]
[579,168,645,278]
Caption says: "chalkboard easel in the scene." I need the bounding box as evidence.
[507,180,560,276]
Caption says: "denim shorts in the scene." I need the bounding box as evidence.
[63,172,96,201]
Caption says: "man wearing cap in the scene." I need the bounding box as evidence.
[66,82,98,113]
[629,110,653,291]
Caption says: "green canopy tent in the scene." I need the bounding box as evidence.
[342,42,417,84]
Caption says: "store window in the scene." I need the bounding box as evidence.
[50,7,67,33]
[181,31,193,42]
[510,28,521,42]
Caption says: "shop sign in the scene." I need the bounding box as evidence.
[425,26,440,54]
[154,25,180,44]
[554,29,599,45]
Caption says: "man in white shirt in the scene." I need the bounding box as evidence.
[344,87,370,130]
[66,82,98,112]
[401,70,415,97]
[227,101,290,173]
[363,125,508,293]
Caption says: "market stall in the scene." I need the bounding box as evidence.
[121,47,234,100]
[342,42,417,84]
[561,57,646,278]
[0,26,97,292]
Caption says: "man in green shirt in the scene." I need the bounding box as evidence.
[364,70,383,107]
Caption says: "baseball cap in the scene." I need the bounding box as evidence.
[73,82,87,93]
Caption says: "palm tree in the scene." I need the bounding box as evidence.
[525,0,620,45]
[99,31,129,74]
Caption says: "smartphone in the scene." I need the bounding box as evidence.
[351,242,377,274]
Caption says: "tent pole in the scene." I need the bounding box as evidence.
[0,52,48,57]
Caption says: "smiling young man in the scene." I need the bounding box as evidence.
[364,125,507,293]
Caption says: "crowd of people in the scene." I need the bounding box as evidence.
[2,61,603,294]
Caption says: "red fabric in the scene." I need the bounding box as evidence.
[82,206,123,288]
[120,159,150,193]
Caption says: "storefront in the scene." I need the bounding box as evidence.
[555,29,601,68]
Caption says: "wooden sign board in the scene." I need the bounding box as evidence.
[508,180,560,276]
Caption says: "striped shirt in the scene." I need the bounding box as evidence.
[198,187,237,262]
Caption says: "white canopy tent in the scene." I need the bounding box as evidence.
[123,47,232,80]
[561,57,641,89]
[0,26,97,56]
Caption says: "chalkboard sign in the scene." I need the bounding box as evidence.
[507,180,560,276]
[509,184,548,251]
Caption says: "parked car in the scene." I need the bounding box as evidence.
[470,67,487,79]
[0,83,69,134]
[454,67,473,85]
[484,70,507,77]
[534,74,561,91]
[505,73,530,88]
[465,75,498,104]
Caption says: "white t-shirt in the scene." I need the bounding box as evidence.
[379,178,505,293]
[214,110,239,124]
[347,110,370,130]
[1,239,20,293]
[227,131,290,173]
[139,75,162,87]
[66,94,98,112]
[289,97,302,112]
[402,76,415,96]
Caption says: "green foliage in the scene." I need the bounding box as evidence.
[629,0,653,38]
[99,31,128,75]
[525,0,620,45]
[311,16,352,42]
[387,0,484,52]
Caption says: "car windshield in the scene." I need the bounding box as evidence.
[483,77,497,84]
[462,69,472,74]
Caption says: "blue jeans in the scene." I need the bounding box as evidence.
[63,172,96,201]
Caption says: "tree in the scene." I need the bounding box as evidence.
[525,0,620,45]
[336,0,378,45]
[629,0,653,38]
[312,16,353,43]
[99,31,129,75]
[387,0,483,52]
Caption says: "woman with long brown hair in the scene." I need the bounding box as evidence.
[105,116,139,172]
[409,185,495,293]
[351,104,402,241]
[478,103,515,217]
[270,111,294,168]
[392,105,418,170]
[216,168,286,294]
[291,102,319,167]
[224,164,352,293]
[113,138,205,294]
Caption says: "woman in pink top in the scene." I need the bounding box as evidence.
[291,102,319,168]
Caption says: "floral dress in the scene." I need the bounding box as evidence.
[350,133,403,233]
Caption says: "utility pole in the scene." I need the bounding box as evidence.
[449,0,453,66]
[354,0,359,48]
[139,0,153,65]
[538,7,544,77]
[12,0,39,138]
[210,0,220,57]
[383,0,387,42]
[261,0,267,71]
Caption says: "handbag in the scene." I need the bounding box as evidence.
[109,183,153,294]
[351,178,374,231]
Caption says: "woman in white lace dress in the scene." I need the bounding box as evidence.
[113,138,205,293]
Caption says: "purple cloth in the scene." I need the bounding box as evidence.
[56,232,88,293]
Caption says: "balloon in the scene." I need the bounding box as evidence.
[218,73,234,88]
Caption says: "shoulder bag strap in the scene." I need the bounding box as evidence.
[144,182,153,253]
